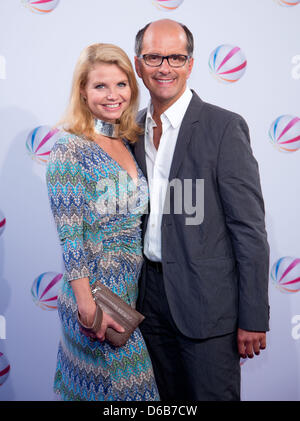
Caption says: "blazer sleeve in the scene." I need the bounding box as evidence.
[46,139,90,282]
[217,116,270,332]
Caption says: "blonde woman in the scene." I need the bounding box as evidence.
[46,43,159,401]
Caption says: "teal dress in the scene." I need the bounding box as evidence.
[46,132,159,401]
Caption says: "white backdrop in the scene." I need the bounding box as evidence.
[0,0,300,401]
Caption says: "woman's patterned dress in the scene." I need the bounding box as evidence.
[46,132,159,401]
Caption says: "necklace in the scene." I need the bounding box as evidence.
[94,118,120,139]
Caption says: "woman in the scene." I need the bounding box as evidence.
[46,43,159,401]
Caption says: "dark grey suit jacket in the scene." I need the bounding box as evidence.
[133,91,270,339]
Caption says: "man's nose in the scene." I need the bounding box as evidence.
[158,57,172,73]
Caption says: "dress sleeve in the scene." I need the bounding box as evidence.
[46,138,90,282]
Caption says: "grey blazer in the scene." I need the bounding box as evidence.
[133,91,270,339]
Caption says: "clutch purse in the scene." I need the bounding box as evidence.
[77,282,145,347]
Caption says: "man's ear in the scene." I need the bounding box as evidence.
[134,56,142,78]
[187,57,194,79]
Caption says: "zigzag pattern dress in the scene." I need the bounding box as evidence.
[46,132,159,401]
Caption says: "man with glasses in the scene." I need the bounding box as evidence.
[133,19,269,401]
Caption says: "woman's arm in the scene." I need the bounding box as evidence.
[47,137,124,340]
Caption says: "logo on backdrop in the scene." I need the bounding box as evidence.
[26,125,60,164]
[0,55,6,80]
[0,210,6,237]
[275,0,300,6]
[152,0,184,11]
[31,272,62,310]
[22,0,60,14]
[269,115,300,152]
[271,256,300,293]
[291,55,300,80]
[0,352,10,386]
[208,44,247,83]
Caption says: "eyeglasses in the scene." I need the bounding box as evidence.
[139,54,190,68]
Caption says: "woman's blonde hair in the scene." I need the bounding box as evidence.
[59,43,142,142]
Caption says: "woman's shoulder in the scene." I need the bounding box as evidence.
[48,131,90,171]
[51,130,86,153]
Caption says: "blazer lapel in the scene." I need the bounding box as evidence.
[168,91,204,181]
[134,92,204,181]
[134,110,148,180]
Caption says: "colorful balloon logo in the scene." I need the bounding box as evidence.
[152,0,184,11]
[26,125,60,164]
[269,115,300,152]
[31,272,62,310]
[271,257,300,293]
[209,44,247,83]
[22,0,60,14]
[275,0,300,6]
[0,210,6,237]
[0,352,10,386]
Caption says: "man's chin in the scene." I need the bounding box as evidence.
[152,89,177,102]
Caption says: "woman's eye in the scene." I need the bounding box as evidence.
[118,82,127,87]
[95,84,105,89]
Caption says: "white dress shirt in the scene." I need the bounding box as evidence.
[144,87,193,262]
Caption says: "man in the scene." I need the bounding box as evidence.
[133,19,269,401]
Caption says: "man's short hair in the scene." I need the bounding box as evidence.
[135,21,194,57]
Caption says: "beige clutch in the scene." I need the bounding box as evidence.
[77,282,145,347]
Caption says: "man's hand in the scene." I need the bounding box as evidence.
[237,328,266,358]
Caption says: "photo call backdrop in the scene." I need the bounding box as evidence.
[0,0,300,401]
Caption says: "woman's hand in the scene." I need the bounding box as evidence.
[72,277,125,342]
[77,300,97,327]
[94,311,125,342]
[78,301,125,342]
